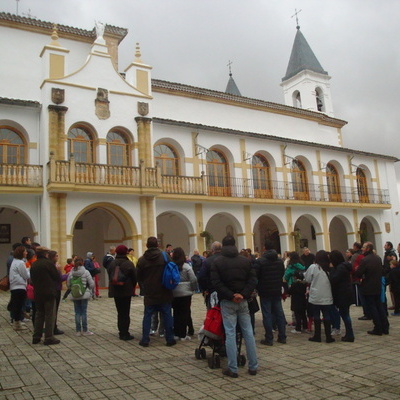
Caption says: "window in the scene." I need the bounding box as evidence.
[326,163,341,202]
[252,154,272,198]
[206,149,230,196]
[0,127,25,165]
[315,87,324,112]
[291,159,309,200]
[356,168,369,203]
[107,131,129,166]
[154,144,179,175]
[68,126,93,163]
[293,90,302,108]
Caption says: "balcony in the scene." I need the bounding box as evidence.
[0,164,43,188]
[47,158,161,194]
[161,174,390,205]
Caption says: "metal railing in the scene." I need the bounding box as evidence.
[0,164,43,187]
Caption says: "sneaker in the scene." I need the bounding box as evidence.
[291,329,301,334]
[76,332,82,336]
[82,331,94,336]
[248,369,257,376]
[331,329,341,336]
[180,336,191,341]
[174,336,180,340]
[150,330,156,336]
[159,334,165,338]
[222,369,238,378]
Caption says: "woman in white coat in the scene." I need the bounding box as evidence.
[304,250,335,343]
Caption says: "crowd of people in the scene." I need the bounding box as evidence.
[4,235,400,378]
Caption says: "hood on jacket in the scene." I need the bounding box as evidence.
[143,247,162,261]
[71,266,86,276]
[221,245,239,258]
[262,249,278,261]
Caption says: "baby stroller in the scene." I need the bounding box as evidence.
[195,305,246,369]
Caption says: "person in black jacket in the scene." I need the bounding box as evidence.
[329,250,355,342]
[254,239,287,346]
[288,271,308,333]
[211,236,258,378]
[107,245,137,341]
[354,242,389,336]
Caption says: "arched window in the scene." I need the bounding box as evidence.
[291,159,309,200]
[252,154,272,198]
[0,127,25,164]
[326,163,341,202]
[68,126,94,163]
[206,149,230,196]
[107,131,129,166]
[154,144,179,175]
[356,168,369,203]
[293,90,302,108]
[315,88,324,112]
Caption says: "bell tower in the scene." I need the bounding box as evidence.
[281,24,334,117]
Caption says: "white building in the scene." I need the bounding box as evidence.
[0,13,398,282]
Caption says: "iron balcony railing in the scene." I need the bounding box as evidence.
[0,164,43,187]
[161,174,390,204]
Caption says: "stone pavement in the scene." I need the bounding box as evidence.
[0,289,399,400]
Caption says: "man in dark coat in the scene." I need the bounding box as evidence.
[107,245,137,341]
[30,247,61,345]
[354,242,389,335]
[211,236,258,378]
[137,236,176,347]
[255,239,287,346]
[300,247,315,270]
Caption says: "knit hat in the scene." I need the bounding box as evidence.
[86,252,93,258]
[115,245,128,255]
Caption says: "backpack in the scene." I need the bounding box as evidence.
[161,251,180,290]
[110,264,127,286]
[203,305,224,340]
[70,275,86,298]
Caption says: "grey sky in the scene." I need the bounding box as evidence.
[3,0,400,159]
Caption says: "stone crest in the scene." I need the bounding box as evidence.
[51,88,65,104]
[138,102,149,116]
[385,222,390,233]
[95,88,110,120]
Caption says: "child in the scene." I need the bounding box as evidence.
[288,271,308,333]
[62,257,75,301]
[67,257,95,336]
[387,260,400,316]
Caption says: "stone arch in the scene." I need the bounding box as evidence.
[293,214,323,254]
[329,215,353,253]
[253,213,285,254]
[156,210,194,255]
[359,215,382,251]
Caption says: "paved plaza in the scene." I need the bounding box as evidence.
[0,289,399,400]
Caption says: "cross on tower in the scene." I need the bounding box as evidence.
[227,60,233,76]
[291,8,302,28]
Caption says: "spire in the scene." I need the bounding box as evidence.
[282,27,328,81]
[225,60,242,96]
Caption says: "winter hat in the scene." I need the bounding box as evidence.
[115,245,128,255]
[86,252,93,258]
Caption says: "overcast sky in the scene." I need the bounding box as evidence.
[3,0,400,159]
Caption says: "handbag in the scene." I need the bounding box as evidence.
[0,275,10,291]
[90,268,101,277]
[26,284,35,300]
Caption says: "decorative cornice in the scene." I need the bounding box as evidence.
[0,12,128,43]
[152,117,399,162]
[0,97,41,108]
[151,79,347,129]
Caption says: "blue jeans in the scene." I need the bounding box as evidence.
[141,303,174,344]
[338,305,354,339]
[260,295,287,342]
[74,299,88,332]
[329,305,341,330]
[220,299,258,374]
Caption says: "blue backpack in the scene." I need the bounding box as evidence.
[162,251,180,290]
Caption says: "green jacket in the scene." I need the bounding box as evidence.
[283,262,305,287]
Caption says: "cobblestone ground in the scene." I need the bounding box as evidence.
[0,289,399,400]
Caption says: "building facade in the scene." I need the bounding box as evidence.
[0,13,398,283]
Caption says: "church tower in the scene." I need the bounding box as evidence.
[281,25,334,117]
[225,61,242,96]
